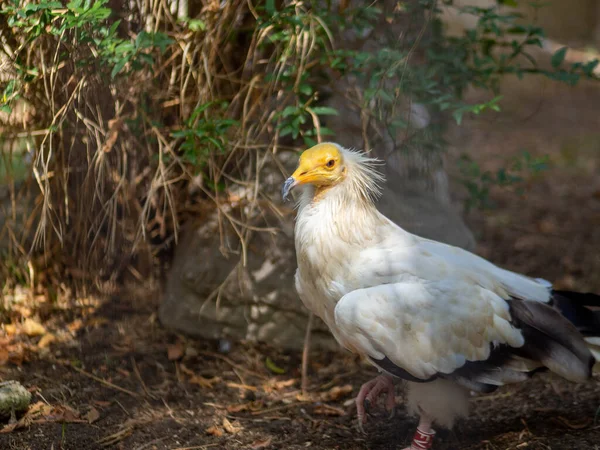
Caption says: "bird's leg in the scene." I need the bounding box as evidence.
[356,373,396,433]
[402,414,436,450]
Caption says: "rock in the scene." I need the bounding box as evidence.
[0,381,31,421]
[159,205,340,351]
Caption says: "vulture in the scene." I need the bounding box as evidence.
[282,142,600,450]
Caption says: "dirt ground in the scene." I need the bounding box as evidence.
[1,76,600,449]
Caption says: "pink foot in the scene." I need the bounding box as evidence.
[356,374,396,433]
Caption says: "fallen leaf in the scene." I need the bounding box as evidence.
[222,417,241,434]
[22,319,46,337]
[85,407,100,424]
[116,368,130,377]
[67,319,84,333]
[7,344,25,366]
[179,364,194,376]
[93,400,111,407]
[38,333,56,349]
[0,401,86,434]
[4,324,17,335]
[320,384,353,402]
[190,375,220,388]
[205,425,224,437]
[553,416,592,430]
[47,404,82,422]
[313,403,346,416]
[227,403,250,413]
[226,382,257,391]
[250,437,272,449]
[167,343,184,361]
[0,348,9,366]
[273,379,296,390]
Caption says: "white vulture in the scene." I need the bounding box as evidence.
[282,142,600,450]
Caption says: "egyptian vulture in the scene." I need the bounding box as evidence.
[282,142,600,450]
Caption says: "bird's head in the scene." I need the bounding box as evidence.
[282,142,347,201]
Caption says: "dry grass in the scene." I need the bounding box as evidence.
[0,0,338,293]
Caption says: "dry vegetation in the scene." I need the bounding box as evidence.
[0,0,350,295]
[1,1,600,449]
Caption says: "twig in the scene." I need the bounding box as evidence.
[171,445,220,450]
[133,436,169,450]
[131,356,156,399]
[114,399,131,416]
[301,312,314,396]
[197,350,267,380]
[250,401,310,416]
[69,364,141,398]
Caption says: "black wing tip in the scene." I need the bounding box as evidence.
[369,356,437,383]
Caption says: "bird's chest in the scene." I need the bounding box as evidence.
[294,208,355,324]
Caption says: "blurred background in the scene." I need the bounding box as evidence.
[0,1,599,449]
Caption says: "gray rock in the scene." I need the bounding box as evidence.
[159,205,341,351]
[0,381,31,422]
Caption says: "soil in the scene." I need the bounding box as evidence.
[1,77,600,450]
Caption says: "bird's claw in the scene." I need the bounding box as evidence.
[357,416,367,435]
[355,374,397,433]
[387,406,395,420]
[364,398,371,413]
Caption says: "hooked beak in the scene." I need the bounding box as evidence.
[281,176,297,201]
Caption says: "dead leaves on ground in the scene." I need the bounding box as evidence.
[319,384,353,402]
[205,417,242,437]
[167,341,185,361]
[0,401,96,433]
[0,318,66,368]
[551,416,593,430]
[0,335,27,366]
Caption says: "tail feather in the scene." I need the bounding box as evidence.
[552,290,600,374]
[584,337,600,374]
[510,299,593,382]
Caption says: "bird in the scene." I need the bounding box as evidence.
[282,142,600,450]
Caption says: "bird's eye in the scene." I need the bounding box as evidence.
[326,159,335,168]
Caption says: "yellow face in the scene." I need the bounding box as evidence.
[282,143,345,200]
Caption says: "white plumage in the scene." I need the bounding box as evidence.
[284,143,599,448]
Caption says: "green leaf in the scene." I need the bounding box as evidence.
[187,19,206,32]
[298,84,312,96]
[265,357,286,374]
[281,105,298,118]
[303,136,317,147]
[111,56,129,78]
[265,0,276,15]
[551,47,567,68]
[311,106,338,116]
[453,109,464,125]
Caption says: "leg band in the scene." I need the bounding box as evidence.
[410,427,436,450]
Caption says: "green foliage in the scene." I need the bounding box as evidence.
[428,1,598,117]
[255,1,342,147]
[458,151,550,211]
[171,102,239,170]
[0,0,172,102]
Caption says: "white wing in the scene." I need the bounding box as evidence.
[333,280,525,381]
[345,217,552,308]
[417,237,552,302]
